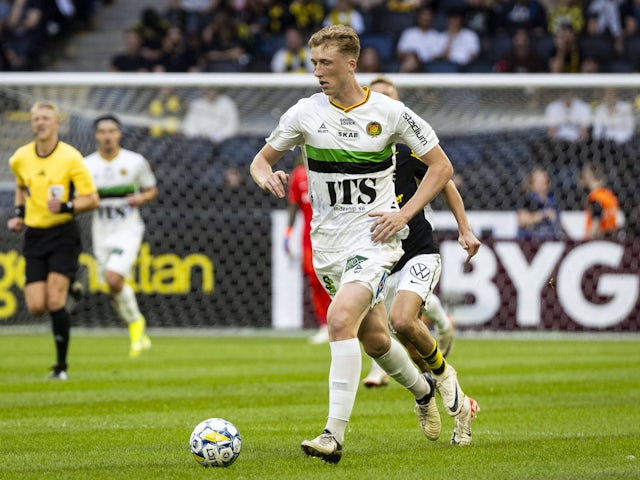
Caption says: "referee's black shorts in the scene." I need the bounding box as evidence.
[23,220,82,284]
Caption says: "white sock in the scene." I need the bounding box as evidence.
[112,284,142,324]
[367,358,387,379]
[375,337,429,399]
[424,294,451,332]
[326,338,361,444]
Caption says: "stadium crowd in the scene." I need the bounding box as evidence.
[0,0,102,71]
[5,0,640,74]
[103,0,640,74]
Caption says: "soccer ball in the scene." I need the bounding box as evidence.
[190,418,242,467]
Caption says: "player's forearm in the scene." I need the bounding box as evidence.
[13,186,25,207]
[441,180,472,234]
[138,186,158,204]
[72,193,100,213]
[250,155,274,191]
[400,161,453,222]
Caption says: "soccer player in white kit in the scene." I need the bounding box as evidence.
[251,25,454,463]
[84,115,158,358]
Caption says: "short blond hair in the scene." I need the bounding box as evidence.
[370,75,394,88]
[369,75,399,100]
[309,25,360,60]
[30,100,61,119]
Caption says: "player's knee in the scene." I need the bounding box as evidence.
[326,309,346,330]
[27,303,47,316]
[46,298,66,312]
[362,333,390,357]
[389,311,412,335]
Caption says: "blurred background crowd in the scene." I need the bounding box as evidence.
[3,0,640,74]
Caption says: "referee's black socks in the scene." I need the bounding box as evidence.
[50,307,71,371]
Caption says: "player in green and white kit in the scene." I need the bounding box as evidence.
[84,115,158,358]
[251,25,454,463]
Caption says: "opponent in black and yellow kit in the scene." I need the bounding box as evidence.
[7,101,99,380]
[362,77,482,446]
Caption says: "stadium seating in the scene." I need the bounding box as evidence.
[423,60,460,73]
[578,36,614,65]
[360,33,396,63]
[378,11,415,39]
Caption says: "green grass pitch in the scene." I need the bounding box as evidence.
[1,331,639,480]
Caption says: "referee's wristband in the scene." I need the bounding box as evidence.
[59,201,74,214]
[14,205,25,218]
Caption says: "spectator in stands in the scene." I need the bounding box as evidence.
[517,166,566,240]
[544,89,592,142]
[110,28,152,72]
[270,26,313,73]
[182,87,239,143]
[68,0,96,30]
[0,0,13,67]
[464,0,501,42]
[592,87,636,145]
[180,0,217,36]
[323,0,365,35]
[164,0,186,32]
[2,0,45,70]
[352,0,385,32]
[621,0,640,38]
[547,0,584,35]
[494,27,547,72]
[357,45,383,72]
[278,0,325,36]
[579,11,620,64]
[586,0,624,54]
[579,55,601,73]
[223,165,245,188]
[548,20,582,73]
[149,87,184,138]
[579,162,621,239]
[386,0,426,13]
[498,0,548,37]
[132,7,170,67]
[201,9,250,71]
[434,8,481,69]
[154,26,201,72]
[395,6,444,73]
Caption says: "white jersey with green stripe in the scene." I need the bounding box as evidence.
[84,148,156,229]
[267,88,439,252]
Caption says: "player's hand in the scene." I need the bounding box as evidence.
[283,227,292,256]
[128,194,143,207]
[458,230,481,263]
[47,197,62,213]
[369,211,408,244]
[261,170,289,199]
[7,217,23,232]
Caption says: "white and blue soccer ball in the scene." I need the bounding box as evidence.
[190,417,242,467]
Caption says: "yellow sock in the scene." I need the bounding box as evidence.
[128,315,145,346]
[422,342,445,375]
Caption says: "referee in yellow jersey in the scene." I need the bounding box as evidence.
[7,101,99,380]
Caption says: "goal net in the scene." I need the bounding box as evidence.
[0,73,638,332]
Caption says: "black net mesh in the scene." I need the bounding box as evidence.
[0,75,638,331]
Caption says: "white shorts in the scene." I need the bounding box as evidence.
[383,253,442,315]
[313,240,404,308]
[93,222,144,280]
